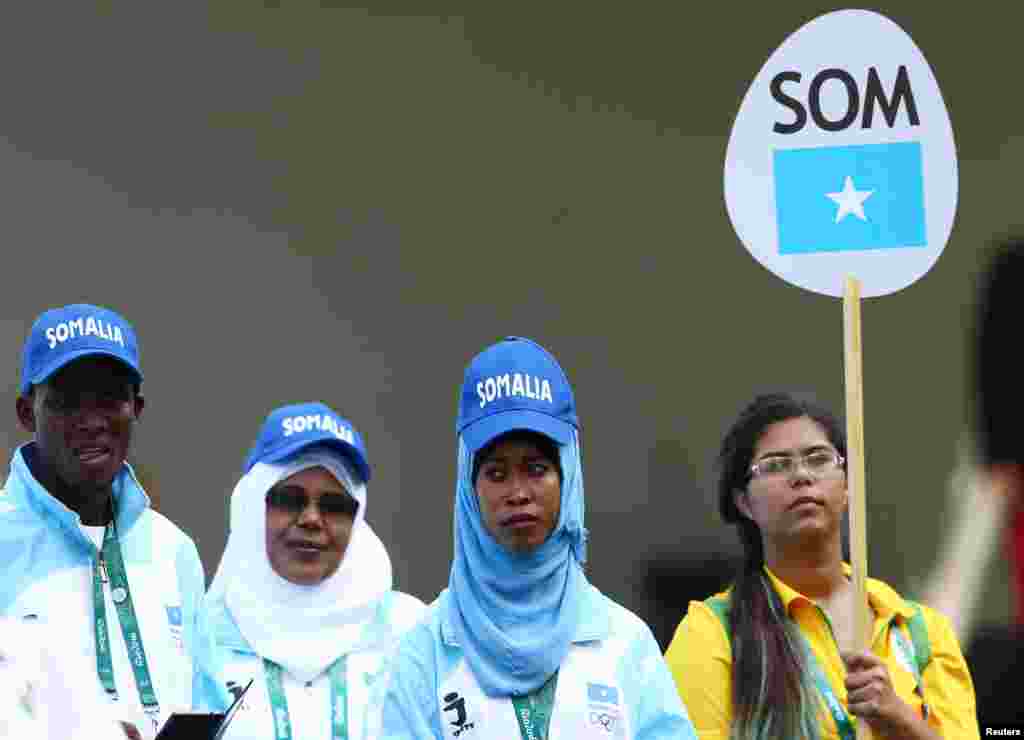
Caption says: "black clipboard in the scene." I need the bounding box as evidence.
[154,678,253,740]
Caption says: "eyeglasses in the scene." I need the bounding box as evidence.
[265,488,358,518]
[749,450,845,479]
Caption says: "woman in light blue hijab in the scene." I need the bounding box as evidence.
[374,337,696,739]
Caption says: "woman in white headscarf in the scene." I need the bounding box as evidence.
[202,402,426,740]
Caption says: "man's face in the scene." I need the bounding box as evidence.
[17,356,144,491]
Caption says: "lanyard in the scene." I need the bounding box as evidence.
[92,521,161,728]
[797,632,856,740]
[512,671,559,740]
[263,657,348,740]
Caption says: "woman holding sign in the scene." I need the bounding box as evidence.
[664,393,978,740]
[201,402,426,740]
[375,337,695,739]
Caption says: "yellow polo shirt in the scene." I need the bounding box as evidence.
[664,566,978,740]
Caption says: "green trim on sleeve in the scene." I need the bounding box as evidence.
[704,595,731,632]
[903,600,932,677]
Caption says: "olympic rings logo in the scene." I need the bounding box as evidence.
[589,710,617,731]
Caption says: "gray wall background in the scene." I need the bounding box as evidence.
[1,2,1018,644]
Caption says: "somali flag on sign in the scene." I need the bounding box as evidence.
[587,683,619,705]
[773,141,926,254]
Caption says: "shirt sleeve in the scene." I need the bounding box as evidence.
[918,606,980,740]
[176,537,230,713]
[620,620,699,740]
[664,601,733,740]
[2,619,125,740]
[371,624,443,740]
[360,592,431,740]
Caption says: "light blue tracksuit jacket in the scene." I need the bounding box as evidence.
[375,584,697,740]
[204,589,426,740]
[0,446,229,728]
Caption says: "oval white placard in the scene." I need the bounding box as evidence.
[724,9,957,298]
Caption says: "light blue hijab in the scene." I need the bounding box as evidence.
[446,429,590,697]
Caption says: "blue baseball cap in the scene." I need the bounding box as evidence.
[457,337,578,456]
[20,304,142,395]
[244,402,371,483]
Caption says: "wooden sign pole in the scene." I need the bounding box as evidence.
[843,275,872,740]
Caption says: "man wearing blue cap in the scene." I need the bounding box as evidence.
[376,337,695,739]
[0,304,227,739]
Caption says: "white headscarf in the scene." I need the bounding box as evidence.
[207,451,392,683]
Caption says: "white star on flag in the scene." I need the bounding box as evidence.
[826,176,874,223]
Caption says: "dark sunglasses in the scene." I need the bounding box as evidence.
[265,487,358,518]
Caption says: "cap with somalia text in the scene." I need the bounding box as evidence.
[457,336,578,456]
[244,402,371,483]
[20,304,142,395]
